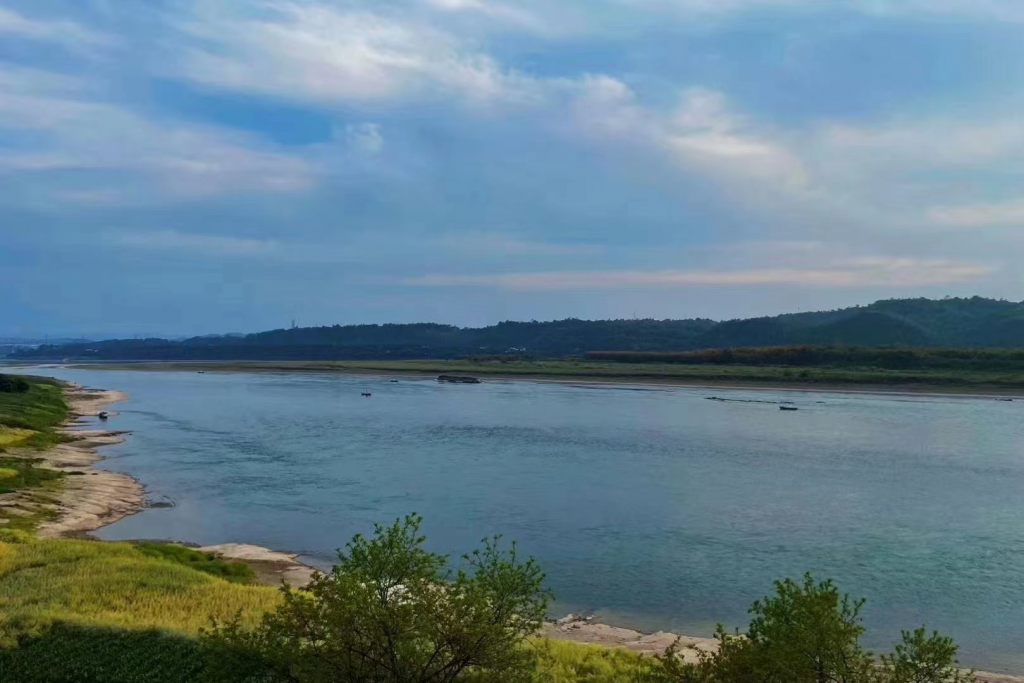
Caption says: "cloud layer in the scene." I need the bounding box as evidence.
[0,0,1021,335]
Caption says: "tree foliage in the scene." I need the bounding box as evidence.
[200,514,550,683]
[651,575,974,683]
[20,297,1024,362]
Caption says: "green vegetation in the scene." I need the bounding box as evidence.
[202,513,550,682]
[0,532,279,636]
[651,575,973,683]
[0,374,69,451]
[0,376,29,394]
[79,357,1024,391]
[15,297,1024,363]
[588,345,1024,370]
[0,519,981,682]
[0,375,72,531]
[133,542,258,584]
[0,457,62,494]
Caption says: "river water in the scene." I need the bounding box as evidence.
[21,368,1024,672]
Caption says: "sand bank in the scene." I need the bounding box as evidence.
[34,385,146,538]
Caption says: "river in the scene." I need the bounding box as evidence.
[22,367,1024,673]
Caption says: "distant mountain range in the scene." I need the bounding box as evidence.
[10,297,1024,361]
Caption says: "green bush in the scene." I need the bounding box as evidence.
[0,376,29,394]
[201,513,551,683]
[652,574,975,683]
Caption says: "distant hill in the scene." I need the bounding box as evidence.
[11,297,1024,361]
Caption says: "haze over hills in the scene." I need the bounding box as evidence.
[9,297,1024,362]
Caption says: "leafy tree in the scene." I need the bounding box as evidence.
[0,375,29,393]
[200,514,550,683]
[879,628,974,683]
[651,575,975,683]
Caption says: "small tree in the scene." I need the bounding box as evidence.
[879,628,974,683]
[651,576,976,683]
[201,514,549,683]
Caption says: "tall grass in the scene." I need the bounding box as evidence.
[0,376,68,452]
[0,534,280,636]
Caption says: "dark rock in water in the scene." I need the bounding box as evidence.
[437,375,482,384]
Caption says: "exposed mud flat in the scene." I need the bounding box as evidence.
[34,385,146,538]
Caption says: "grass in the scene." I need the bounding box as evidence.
[0,376,69,453]
[0,457,63,495]
[0,533,280,636]
[80,358,1024,392]
[132,542,257,584]
[528,639,649,682]
[0,532,649,682]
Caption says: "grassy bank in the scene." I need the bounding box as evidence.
[0,375,73,531]
[0,532,643,682]
[73,358,1024,393]
[0,374,69,450]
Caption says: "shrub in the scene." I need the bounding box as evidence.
[0,376,29,394]
[201,513,550,683]
[651,574,975,683]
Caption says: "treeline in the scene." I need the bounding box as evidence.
[12,296,1024,362]
[588,345,1024,371]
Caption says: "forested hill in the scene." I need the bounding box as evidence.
[11,297,1024,361]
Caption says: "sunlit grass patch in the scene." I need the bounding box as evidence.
[0,457,62,495]
[133,541,257,584]
[0,535,280,636]
[0,428,35,448]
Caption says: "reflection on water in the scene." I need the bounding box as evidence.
[25,368,1024,673]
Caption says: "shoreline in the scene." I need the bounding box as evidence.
[40,360,1024,400]
[33,384,146,538]
[24,378,1024,681]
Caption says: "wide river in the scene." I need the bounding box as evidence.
[24,368,1024,672]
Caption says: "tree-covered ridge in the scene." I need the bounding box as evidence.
[12,297,1024,361]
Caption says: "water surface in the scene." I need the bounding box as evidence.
[26,368,1024,672]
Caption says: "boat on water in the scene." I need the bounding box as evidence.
[361,392,372,397]
[98,411,110,420]
[437,375,482,384]
[779,405,799,411]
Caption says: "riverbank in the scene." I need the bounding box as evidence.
[33,384,146,538]
[16,377,1024,681]
[53,359,1024,398]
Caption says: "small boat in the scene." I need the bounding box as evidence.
[361,392,372,397]
[390,380,399,383]
[437,375,482,384]
[779,405,799,411]
[98,411,110,420]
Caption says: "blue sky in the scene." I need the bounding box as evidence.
[2,0,1024,337]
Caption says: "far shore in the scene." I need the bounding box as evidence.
[18,376,1024,681]
[29,359,1024,400]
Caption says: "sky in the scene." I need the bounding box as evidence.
[2,0,1024,337]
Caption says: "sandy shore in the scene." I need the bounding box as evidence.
[199,543,317,587]
[3,384,146,538]
[55,360,1024,400]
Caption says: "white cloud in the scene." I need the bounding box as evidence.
[440,232,605,256]
[419,0,546,32]
[113,230,279,255]
[666,88,808,189]
[0,7,112,50]
[173,3,541,107]
[928,201,1024,228]
[407,257,994,290]
[0,63,315,198]
[343,123,385,154]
